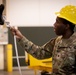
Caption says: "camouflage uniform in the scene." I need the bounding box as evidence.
[19,32,76,75]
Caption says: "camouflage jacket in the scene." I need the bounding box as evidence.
[19,32,76,75]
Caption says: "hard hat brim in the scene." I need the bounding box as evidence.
[55,12,76,24]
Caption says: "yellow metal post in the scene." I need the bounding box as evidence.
[34,70,37,75]
[6,44,13,72]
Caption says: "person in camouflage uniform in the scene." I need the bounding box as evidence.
[10,5,76,75]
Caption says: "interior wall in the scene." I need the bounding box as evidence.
[6,0,76,26]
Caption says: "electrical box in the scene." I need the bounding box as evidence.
[0,26,8,44]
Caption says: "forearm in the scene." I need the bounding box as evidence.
[18,36,54,59]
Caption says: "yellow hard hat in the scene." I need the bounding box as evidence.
[55,5,76,24]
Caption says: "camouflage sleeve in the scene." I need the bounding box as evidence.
[18,36,56,59]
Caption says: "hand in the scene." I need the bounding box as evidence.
[10,27,24,39]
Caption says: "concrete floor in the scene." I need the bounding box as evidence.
[0,70,40,75]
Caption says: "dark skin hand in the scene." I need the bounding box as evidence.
[10,27,24,39]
